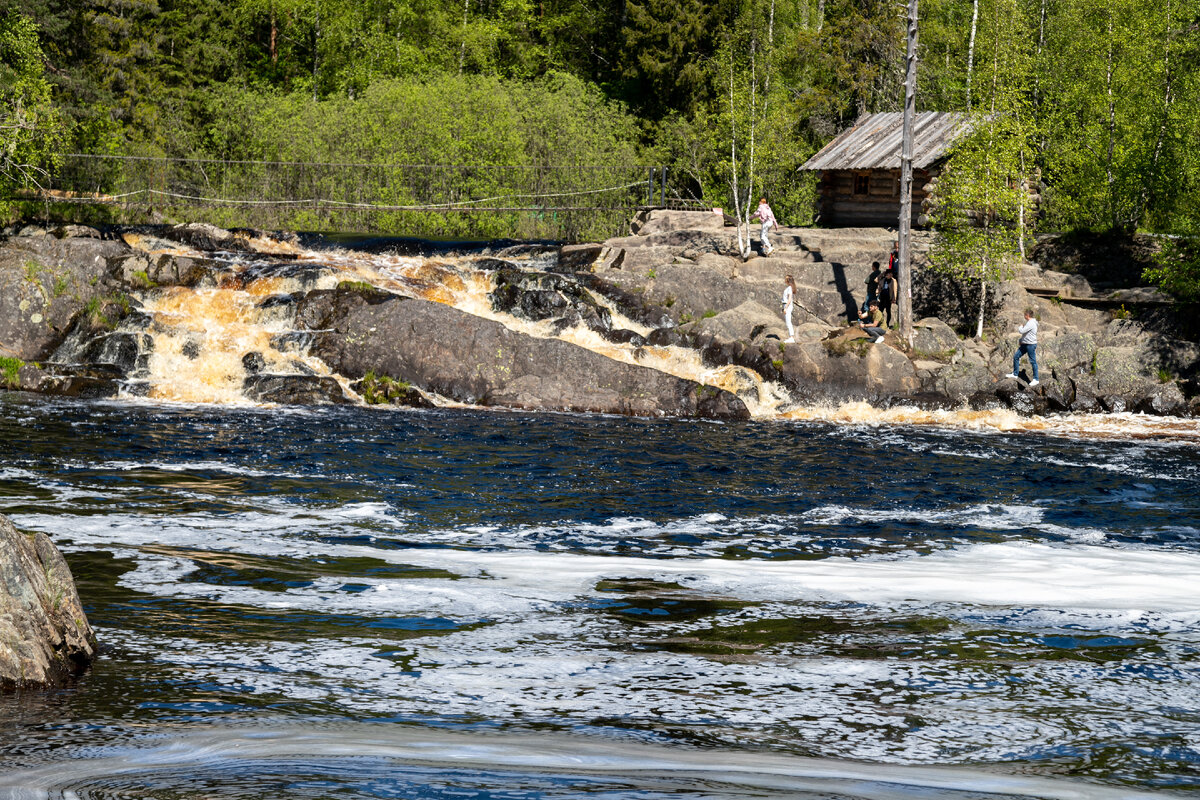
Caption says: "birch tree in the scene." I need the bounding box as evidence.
[723,0,778,259]
[929,0,1034,339]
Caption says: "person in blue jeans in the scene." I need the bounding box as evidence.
[1005,309,1039,386]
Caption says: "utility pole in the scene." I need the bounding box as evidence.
[897,0,919,347]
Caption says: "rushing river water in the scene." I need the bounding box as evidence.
[1,394,1198,799]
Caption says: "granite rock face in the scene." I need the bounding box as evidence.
[0,514,96,689]
[299,289,749,420]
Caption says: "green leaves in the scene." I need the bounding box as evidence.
[1144,237,1200,303]
[0,12,65,207]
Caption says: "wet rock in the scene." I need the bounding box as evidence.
[489,268,611,329]
[1100,395,1129,413]
[270,331,313,354]
[304,291,748,420]
[555,243,603,273]
[601,329,647,347]
[169,222,238,252]
[79,331,152,375]
[1042,381,1073,412]
[242,352,266,374]
[968,389,1005,411]
[53,224,102,240]
[892,392,959,411]
[257,294,298,309]
[582,275,673,329]
[996,382,1046,415]
[181,340,201,360]
[242,374,350,405]
[0,513,96,689]
[1136,383,1186,416]
[646,327,688,348]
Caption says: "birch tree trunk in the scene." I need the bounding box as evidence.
[1139,0,1174,227]
[459,0,470,75]
[966,0,979,111]
[311,6,320,101]
[1105,15,1117,230]
[976,262,987,340]
[730,57,749,259]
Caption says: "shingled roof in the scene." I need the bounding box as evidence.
[800,111,970,171]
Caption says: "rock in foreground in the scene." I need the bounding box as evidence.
[0,514,96,688]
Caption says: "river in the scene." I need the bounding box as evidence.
[0,393,1197,798]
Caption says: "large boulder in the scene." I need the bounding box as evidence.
[299,290,749,419]
[0,235,129,362]
[780,333,920,401]
[0,514,96,688]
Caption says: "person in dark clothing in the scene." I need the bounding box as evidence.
[877,268,897,327]
[864,261,882,312]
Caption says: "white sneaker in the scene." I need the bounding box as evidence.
[874,336,884,344]
[1004,373,1018,379]
[1028,379,1039,387]
[785,337,795,343]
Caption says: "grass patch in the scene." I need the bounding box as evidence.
[911,347,957,363]
[131,269,156,290]
[52,275,70,297]
[823,336,873,358]
[359,370,415,405]
[0,357,23,388]
[701,309,717,319]
[1110,304,1132,320]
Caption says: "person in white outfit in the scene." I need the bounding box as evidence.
[1005,309,1039,386]
[781,275,796,343]
[751,197,777,256]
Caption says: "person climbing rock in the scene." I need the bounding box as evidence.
[1005,309,1040,387]
[751,197,777,256]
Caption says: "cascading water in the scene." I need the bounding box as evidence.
[42,234,1200,440]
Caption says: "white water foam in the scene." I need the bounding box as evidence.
[0,724,1173,800]
[14,506,1200,626]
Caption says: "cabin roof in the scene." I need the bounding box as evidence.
[800,111,970,171]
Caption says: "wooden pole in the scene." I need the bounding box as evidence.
[897,0,919,347]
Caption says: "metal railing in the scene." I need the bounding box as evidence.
[15,154,706,241]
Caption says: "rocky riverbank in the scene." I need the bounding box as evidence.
[0,513,96,688]
[0,215,1197,418]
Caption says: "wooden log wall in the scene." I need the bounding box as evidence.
[815,169,932,228]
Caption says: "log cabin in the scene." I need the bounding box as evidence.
[800,112,969,229]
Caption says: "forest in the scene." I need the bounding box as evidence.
[0,0,1198,292]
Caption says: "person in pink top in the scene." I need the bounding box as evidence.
[750,197,777,256]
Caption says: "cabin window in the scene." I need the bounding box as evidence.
[853,173,870,195]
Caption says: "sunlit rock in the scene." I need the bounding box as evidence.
[0,514,96,689]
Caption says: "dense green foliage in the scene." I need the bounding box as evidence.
[0,10,63,210]
[1145,238,1200,304]
[0,0,1198,243]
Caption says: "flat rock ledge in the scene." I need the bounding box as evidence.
[0,514,96,689]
